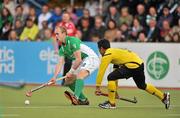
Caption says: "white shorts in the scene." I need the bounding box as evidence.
[74,56,100,75]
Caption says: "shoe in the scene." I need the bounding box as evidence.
[98,101,116,109]
[78,98,90,105]
[64,91,79,105]
[162,92,170,109]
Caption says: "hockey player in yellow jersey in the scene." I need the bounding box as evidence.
[95,39,170,109]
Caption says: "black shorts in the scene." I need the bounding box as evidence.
[108,63,146,89]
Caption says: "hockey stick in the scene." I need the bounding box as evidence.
[26,76,66,97]
[100,92,137,104]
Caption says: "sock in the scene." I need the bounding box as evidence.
[145,83,164,100]
[68,81,86,100]
[108,81,117,104]
[74,79,84,99]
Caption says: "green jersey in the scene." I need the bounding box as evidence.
[59,36,97,60]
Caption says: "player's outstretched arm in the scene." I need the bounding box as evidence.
[50,56,65,83]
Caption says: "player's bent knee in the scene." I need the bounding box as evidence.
[107,74,116,81]
[137,83,147,90]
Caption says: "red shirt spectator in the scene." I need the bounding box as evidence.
[56,21,77,36]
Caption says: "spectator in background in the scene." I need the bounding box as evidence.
[38,4,52,30]
[165,19,180,42]
[27,7,38,24]
[160,20,171,42]
[43,28,53,42]
[91,34,101,42]
[56,11,77,37]
[13,19,24,37]
[90,15,106,39]
[37,20,49,41]
[146,19,160,42]
[173,5,180,26]
[105,5,120,27]
[0,21,12,40]
[130,18,143,41]
[171,32,180,42]
[119,23,130,41]
[135,4,147,28]
[102,0,121,16]
[37,28,52,42]
[114,29,125,42]
[48,6,62,29]
[0,7,13,33]
[77,9,94,29]
[101,0,111,17]
[85,0,99,17]
[137,32,148,42]
[104,19,118,42]
[16,0,30,16]
[79,17,91,41]
[1,0,16,16]
[20,18,39,41]
[157,6,173,29]
[66,5,78,24]
[8,30,19,41]
[119,7,133,27]
[14,5,27,26]
[146,6,157,25]
[170,19,180,37]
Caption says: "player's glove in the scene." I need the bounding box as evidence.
[49,78,56,85]
[95,86,102,96]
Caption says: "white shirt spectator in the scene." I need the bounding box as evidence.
[85,0,99,17]
[38,5,52,29]
[2,0,16,16]
[38,12,52,29]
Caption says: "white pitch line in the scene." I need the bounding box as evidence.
[168,114,180,116]
[0,114,20,117]
[3,105,180,109]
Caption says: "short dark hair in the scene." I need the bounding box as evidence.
[97,39,110,49]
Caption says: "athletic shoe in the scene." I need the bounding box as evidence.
[78,98,90,105]
[162,92,170,109]
[98,101,116,109]
[64,91,79,105]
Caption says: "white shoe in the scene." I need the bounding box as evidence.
[162,92,170,109]
[98,101,116,109]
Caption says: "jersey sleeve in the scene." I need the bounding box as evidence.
[70,38,80,52]
[96,50,112,86]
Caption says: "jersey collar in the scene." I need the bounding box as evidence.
[62,36,69,46]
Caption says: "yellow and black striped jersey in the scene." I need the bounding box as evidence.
[96,48,143,86]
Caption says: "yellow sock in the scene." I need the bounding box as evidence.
[108,81,117,104]
[145,84,164,100]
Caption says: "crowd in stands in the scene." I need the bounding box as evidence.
[0,0,180,42]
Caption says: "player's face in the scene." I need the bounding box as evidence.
[55,27,65,42]
[99,48,105,56]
